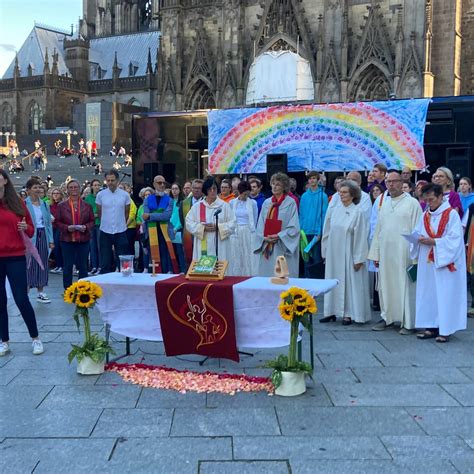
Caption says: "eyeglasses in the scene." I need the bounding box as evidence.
[385,179,402,184]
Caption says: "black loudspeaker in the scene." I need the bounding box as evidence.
[266,153,288,177]
[446,147,471,180]
[143,162,160,187]
[162,163,176,185]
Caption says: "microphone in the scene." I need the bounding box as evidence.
[120,171,131,177]
[214,208,222,217]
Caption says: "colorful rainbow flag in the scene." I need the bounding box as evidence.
[208,100,430,174]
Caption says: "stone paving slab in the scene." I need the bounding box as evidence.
[171,408,280,436]
[441,384,474,406]
[330,330,410,341]
[450,456,474,474]
[91,408,173,438]
[233,436,391,460]
[405,407,474,436]
[460,368,474,381]
[373,350,473,368]
[8,368,99,385]
[288,459,458,473]
[0,368,21,385]
[206,384,332,408]
[0,438,115,473]
[245,367,359,384]
[0,385,53,409]
[199,460,290,473]
[380,435,474,459]
[137,387,206,408]
[2,341,78,356]
[110,437,232,463]
[0,408,102,437]
[465,437,474,449]
[276,407,424,436]
[323,383,460,406]
[317,352,383,368]
[353,367,472,384]
[95,371,130,385]
[2,354,72,370]
[312,340,390,354]
[3,331,60,343]
[39,385,142,409]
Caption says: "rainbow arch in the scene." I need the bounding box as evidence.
[208,101,429,174]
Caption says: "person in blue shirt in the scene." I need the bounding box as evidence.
[299,171,328,278]
[458,177,474,214]
[249,178,266,217]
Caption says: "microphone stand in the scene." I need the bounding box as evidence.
[215,211,219,259]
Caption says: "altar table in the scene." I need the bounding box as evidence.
[89,273,338,349]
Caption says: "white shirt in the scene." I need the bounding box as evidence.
[96,187,131,234]
[32,204,44,228]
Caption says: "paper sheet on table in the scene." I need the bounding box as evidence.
[402,231,422,245]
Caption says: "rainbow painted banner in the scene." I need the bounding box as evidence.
[208,100,430,174]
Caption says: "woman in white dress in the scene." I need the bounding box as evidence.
[321,180,371,325]
[228,181,258,276]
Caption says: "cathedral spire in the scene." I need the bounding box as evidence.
[43,47,50,75]
[146,47,153,74]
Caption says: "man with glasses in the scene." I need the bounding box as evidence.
[368,171,422,334]
[142,175,177,273]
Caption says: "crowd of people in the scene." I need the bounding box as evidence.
[0,161,472,358]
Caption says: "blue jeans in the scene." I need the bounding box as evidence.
[89,225,100,269]
[61,241,90,289]
[0,256,39,341]
[99,230,129,274]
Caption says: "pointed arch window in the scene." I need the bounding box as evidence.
[29,102,44,133]
[1,103,13,130]
[351,64,391,101]
[184,79,216,110]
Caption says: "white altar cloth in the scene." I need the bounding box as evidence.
[88,273,338,348]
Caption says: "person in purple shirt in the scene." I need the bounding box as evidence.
[432,167,463,218]
[366,163,387,193]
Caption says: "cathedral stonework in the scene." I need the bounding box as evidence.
[0,0,473,138]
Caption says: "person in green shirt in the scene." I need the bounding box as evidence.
[85,179,102,274]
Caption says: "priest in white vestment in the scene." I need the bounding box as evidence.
[322,180,371,324]
[368,171,422,333]
[410,183,467,341]
[254,172,300,277]
[185,177,236,260]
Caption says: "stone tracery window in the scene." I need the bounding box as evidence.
[184,79,216,110]
[1,103,13,130]
[351,64,391,101]
[28,102,44,133]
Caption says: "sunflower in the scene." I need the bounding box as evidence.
[64,281,103,307]
[279,302,294,321]
[76,293,96,308]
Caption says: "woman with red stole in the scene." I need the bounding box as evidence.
[185,177,236,261]
[254,172,300,277]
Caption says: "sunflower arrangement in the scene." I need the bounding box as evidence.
[266,287,316,388]
[64,281,113,365]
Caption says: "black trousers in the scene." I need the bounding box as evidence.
[61,241,90,289]
[99,230,129,274]
[0,256,39,341]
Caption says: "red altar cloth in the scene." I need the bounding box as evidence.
[155,275,249,362]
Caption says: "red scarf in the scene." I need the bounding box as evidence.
[423,207,456,272]
[267,193,286,220]
[69,198,81,242]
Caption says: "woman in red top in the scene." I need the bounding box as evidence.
[0,170,44,356]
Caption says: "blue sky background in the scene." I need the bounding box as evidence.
[0,0,82,77]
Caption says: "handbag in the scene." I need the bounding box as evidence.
[406,264,417,283]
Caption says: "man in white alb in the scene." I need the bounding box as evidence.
[368,171,422,334]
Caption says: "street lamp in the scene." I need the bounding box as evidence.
[60,129,78,150]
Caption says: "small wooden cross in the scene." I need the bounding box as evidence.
[149,260,160,277]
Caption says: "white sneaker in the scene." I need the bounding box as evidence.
[37,293,51,304]
[0,341,10,356]
[32,339,44,355]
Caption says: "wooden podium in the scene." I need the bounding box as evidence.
[185,260,228,281]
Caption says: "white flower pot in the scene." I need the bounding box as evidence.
[275,371,306,396]
[77,356,105,375]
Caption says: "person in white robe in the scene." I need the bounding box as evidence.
[410,183,467,341]
[254,173,300,277]
[328,171,372,222]
[368,171,422,334]
[185,177,236,260]
[321,180,371,324]
[228,181,258,276]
